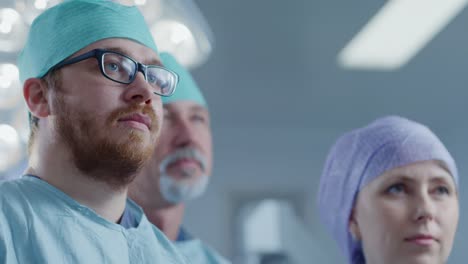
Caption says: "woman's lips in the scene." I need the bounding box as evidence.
[404,235,437,246]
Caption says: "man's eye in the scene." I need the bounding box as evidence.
[192,114,206,123]
[105,62,120,72]
[157,79,168,88]
[147,73,157,83]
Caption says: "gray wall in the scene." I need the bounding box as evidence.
[182,1,468,263]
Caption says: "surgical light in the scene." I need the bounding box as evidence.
[0,124,21,172]
[0,63,21,109]
[15,0,62,25]
[115,0,214,69]
[0,8,27,52]
[11,104,29,145]
[151,20,202,68]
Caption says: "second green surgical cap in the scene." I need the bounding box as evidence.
[18,0,158,83]
[160,53,207,107]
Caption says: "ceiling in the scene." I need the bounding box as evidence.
[194,0,468,133]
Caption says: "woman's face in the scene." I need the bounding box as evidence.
[349,160,459,264]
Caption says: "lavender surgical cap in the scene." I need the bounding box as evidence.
[317,116,458,264]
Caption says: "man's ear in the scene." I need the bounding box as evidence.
[23,78,50,119]
[349,209,362,241]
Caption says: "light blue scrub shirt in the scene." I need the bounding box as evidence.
[175,238,231,264]
[123,212,231,264]
[0,175,189,263]
[175,227,231,264]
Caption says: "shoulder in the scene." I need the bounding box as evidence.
[134,216,191,264]
[176,239,232,264]
[0,178,34,248]
[0,176,54,209]
[0,178,34,211]
[0,176,73,227]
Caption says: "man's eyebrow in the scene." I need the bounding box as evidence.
[190,105,208,113]
[103,47,163,66]
[147,57,163,66]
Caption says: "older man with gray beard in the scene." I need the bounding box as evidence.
[129,53,230,264]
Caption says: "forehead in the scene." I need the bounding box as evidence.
[75,38,161,65]
[164,100,208,114]
[376,160,453,184]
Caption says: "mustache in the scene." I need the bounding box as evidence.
[159,147,207,173]
[107,104,158,130]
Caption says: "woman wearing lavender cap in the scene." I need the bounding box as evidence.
[317,116,459,264]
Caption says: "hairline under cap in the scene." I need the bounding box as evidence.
[43,37,160,77]
[18,0,158,83]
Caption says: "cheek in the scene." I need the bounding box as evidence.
[439,199,459,234]
[157,127,172,145]
[151,98,163,118]
[357,199,409,236]
[354,199,409,262]
[153,137,171,161]
[201,134,213,171]
[199,129,212,152]
[204,136,213,157]
[71,92,116,116]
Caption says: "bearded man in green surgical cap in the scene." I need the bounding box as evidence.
[129,53,230,264]
[0,1,189,263]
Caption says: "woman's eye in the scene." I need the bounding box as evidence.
[434,186,450,195]
[386,183,406,195]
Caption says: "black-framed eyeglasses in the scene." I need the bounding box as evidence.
[49,49,179,97]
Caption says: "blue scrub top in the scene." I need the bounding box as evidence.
[175,226,231,263]
[119,187,231,264]
[0,175,189,263]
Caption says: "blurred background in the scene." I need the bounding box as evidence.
[0,0,467,263]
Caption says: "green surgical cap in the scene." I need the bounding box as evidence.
[160,52,207,107]
[18,0,158,83]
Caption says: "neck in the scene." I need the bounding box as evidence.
[144,203,185,241]
[128,166,186,240]
[28,136,129,223]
